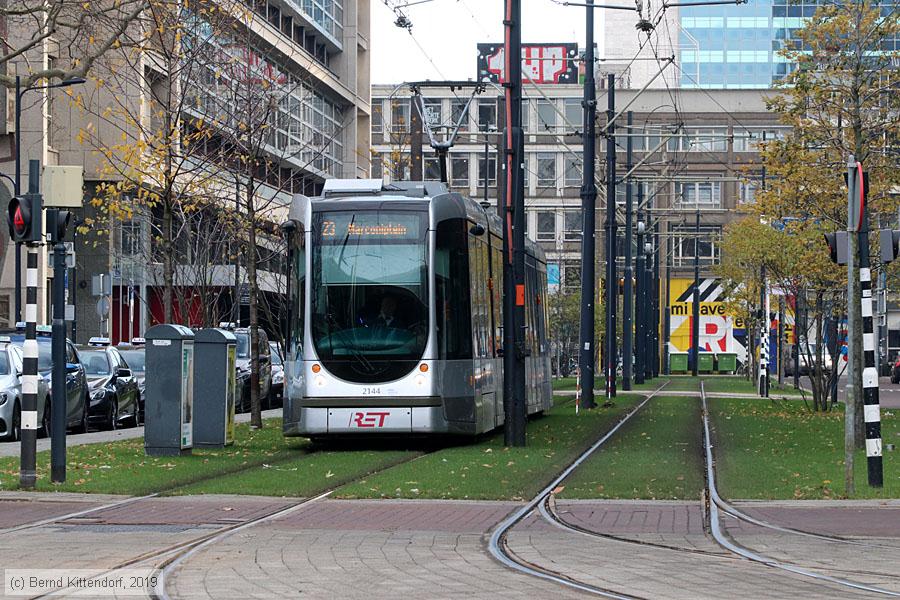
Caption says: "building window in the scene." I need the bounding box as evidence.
[676,179,722,209]
[371,98,384,135]
[372,154,383,179]
[120,220,142,256]
[386,152,410,181]
[536,211,556,242]
[733,127,790,151]
[671,225,721,266]
[478,100,497,131]
[536,153,556,188]
[424,155,442,180]
[739,180,759,204]
[564,98,581,132]
[451,155,469,186]
[564,157,582,187]
[684,127,728,152]
[536,99,556,131]
[451,99,469,132]
[478,155,497,186]
[391,100,410,133]
[563,210,582,242]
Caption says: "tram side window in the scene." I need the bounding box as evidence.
[435,219,472,360]
[468,235,490,358]
[490,236,503,356]
[290,225,306,358]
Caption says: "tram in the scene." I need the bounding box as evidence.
[281,179,552,437]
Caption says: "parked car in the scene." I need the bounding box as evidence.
[891,356,900,384]
[269,341,284,406]
[4,330,89,434]
[784,346,833,377]
[117,346,146,423]
[233,328,272,412]
[78,345,140,430]
[0,341,51,441]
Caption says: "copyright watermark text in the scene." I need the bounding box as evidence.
[5,568,160,596]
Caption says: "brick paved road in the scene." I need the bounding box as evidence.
[1,494,899,599]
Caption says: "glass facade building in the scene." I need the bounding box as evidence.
[680,0,899,88]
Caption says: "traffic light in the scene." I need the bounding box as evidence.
[7,194,42,243]
[46,209,72,243]
[879,229,900,263]
[823,231,848,265]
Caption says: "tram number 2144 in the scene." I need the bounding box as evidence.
[361,387,382,395]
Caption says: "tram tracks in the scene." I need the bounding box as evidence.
[21,449,433,600]
[489,380,900,598]
[488,381,671,599]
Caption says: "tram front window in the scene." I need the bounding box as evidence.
[311,210,428,383]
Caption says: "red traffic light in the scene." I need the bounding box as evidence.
[7,195,41,243]
[12,205,25,237]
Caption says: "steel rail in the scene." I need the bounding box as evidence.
[701,381,900,597]
[488,381,670,598]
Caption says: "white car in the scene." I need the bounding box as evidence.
[0,341,51,441]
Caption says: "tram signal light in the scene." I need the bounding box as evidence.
[7,194,42,243]
[879,229,900,263]
[46,209,72,243]
[823,231,848,265]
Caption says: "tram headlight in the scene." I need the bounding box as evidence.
[413,374,427,387]
[314,374,327,388]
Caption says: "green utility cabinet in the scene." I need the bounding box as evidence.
[716,353,737,374]
[670,353,689,373]
[697,353,714,373]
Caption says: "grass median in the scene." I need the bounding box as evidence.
[335,395,641,501]
[711,397,899,499]
[0,419,414,497]
[557,396,705,500]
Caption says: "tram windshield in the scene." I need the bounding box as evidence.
[311,209,429,383]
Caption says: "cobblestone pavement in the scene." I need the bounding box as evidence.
[1,495,899,599]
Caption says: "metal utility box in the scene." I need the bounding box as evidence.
[716,353,737,374]
[145,324,195,456]
[669,352,688,373]
[698,353,714,373]
[192,329,237,448]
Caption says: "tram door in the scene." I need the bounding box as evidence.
[469,232,496,432]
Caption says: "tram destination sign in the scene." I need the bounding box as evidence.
[318,212,422,241]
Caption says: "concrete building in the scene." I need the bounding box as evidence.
[0,0,371,342]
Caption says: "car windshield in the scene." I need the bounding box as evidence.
[118,350,145,372]
[81,351,111,376]
[0,351,9,375]
[11,341,52,371]
[235,333,250,358]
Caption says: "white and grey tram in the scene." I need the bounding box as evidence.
[281,179,552,437]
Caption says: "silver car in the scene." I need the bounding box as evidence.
[0,342,51,441]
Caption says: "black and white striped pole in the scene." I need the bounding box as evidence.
[851,159,882,487]
[758,266,769,397]
[19,161,43,489]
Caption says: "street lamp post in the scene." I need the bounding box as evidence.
[13,75,86,323]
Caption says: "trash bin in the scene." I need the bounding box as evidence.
[716,353,737,374]
[145,324,195,456]
[670,352,689,373]
[193,328,237,448]
[697,353,714,373]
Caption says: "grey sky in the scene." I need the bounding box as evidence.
[371,1,599,84]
